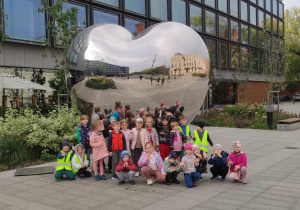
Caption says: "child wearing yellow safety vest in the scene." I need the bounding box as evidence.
[178,115,192,161]
[71,144,92,179]
[192,121,214,163]
[54,141,75,181]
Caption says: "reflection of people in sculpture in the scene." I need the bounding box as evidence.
[157,77,160,86]
[170,99,180,115]
[167,76,170,82]
[150,77,153,85]
[161,77,165,86]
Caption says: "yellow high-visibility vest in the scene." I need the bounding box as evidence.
[56,151,72,171]
[72,154,88,174]
[193,130,208,152]
[179,126,190,146]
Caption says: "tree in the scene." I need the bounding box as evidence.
[284,7,300,82]
[0,7,9,53]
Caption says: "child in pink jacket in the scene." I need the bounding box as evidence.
[228,141,248,184]
[90,120,109,181]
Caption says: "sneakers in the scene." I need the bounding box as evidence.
[242,179,247,184]
[165,181,171,185]
[112,174,119,180]
[94,175,100,181]
[221,177,226,182]
[135,171,140,177]
[199,177,204,181]
[193,181,197,187]
[75,174,82,180]
[118,180,125,185]
[151,176,156,183]
[147,179,153,185]
[104,166,111,173]
[172,179,180,184]
[130,180,135,185]
[211,177,216,181]
[100,175,107,181]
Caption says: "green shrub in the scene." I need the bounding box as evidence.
[40,153,56,161]
[192,73,207,77]
[85,77,116,90]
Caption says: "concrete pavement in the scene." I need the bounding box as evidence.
[1,126,300,210]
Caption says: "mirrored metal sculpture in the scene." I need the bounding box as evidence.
[67,22,210,122]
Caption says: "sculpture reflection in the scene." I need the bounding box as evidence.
[67,22,210,122]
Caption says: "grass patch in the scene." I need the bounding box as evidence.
[192,73,207,77]
[85,77,116,90]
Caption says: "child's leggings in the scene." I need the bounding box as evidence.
[94,158,104,175]
[240,166,247,179]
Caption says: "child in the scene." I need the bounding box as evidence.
[76,115,91,166]
[180,143,201,188]
[157,115,171,160]
[120,119,132,155]
[54,141,75,181]
[192,145,206,179]
[208,144,228,181]
[131,117,149,177]
[71,144,91,179]
[169,121,186,161]
[163,151,181,185]
[145,117,159,152]
[108,121,127,180]
[138,142,166,185]
[228,141,248,184]
[192,121,213,162]
[90,120,109,181]
[115,150,137,185]
[178,115,192,160]
[115,101,125,120]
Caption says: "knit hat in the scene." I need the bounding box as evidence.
[184,143,192,151]
[160,102,165,107]
[62,140,70,148]
[161,115,168,121]
[121,150,130,158]
[136,117,143,123]
[138,109,145,116]
[197,121,205,128]
[233,141,241,147]
[215,144,223,149]
[192,144,200,152]
[169,151,177,159]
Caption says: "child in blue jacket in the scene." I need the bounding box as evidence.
[208,144,228,181]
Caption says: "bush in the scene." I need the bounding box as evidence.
[85,77,116,90]
[192,73,207,77]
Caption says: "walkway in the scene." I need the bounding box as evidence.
[0,126,300,210]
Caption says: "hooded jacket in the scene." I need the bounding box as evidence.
[71,144,89,170]
[227,152,247,173]
[138,150,166,175]
[115,157,137,172]
[90,131,109,161]
[163,157,182,173]
[208,151,228,168]
[181,154,199,174]
[156,119,171,145]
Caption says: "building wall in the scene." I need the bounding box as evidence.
[237,81,270,104]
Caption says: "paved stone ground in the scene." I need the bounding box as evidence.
[1,126,300,210]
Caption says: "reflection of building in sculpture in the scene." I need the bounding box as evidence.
[85,60,129,76]
[169,53,209,76]
[136,22,146,36]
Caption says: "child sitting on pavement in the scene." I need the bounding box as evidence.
[163,151,181,185]
[71,144,91,179]
[208,144,229,181]
[192,145,206,180]
[115,150,137,185]
[54,141,75,181]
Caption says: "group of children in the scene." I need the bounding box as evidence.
[54,101,248,187]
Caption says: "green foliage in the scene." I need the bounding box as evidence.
[0,8,9,53]
[71,94,93,118]
[40,153,56,161]
[0,105,80,156]
[192,73,207,77]
[85,77,116,90]
[286,81,299,94]
[134,66,168,75]
[192,104,295,130]
[48,69,67,100]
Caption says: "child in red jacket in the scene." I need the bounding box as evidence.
[116,150,137,185]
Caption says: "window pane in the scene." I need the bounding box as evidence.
[273,17,277,34]
[231,44,240,68]
[258,51,264,72]
[205,38,217,66]
[266,0,271,12]
[258,0,264,8]
[273,0,277,16]
[151,0,168,20]
[230,0,238,18]
[266,14,272,31]
[172,0,186,24]
[205,0,215,8]
[279,21,283,37]
[219,0,227,13]
[258,10,264,28]
[63,3,87,28]
[240,1,248,22]
[219,42,229,68]
[219,16,229,39]
[95,0,119,7]
[205,10,216,35]
[250,27,257,47]
[279,3,283,19]
[94,10,119,24]
[4,0,46,42]
[190,4,202,31]
[250,49,258,71]
[231,20,239,42]
[125,18,145,36]
[250,0,256,4]
[250,6,257,25]
[125,0,146,15]
[241,24,248,44]
[258,30,264,48]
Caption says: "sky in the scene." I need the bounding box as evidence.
[282,0,300,10]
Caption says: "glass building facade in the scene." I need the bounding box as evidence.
[2,0,284,73]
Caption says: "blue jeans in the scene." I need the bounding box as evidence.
[184,172,201,188]
[85,147,91,167]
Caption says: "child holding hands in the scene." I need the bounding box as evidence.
[163,151,181,185]
[208,144,228,181]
